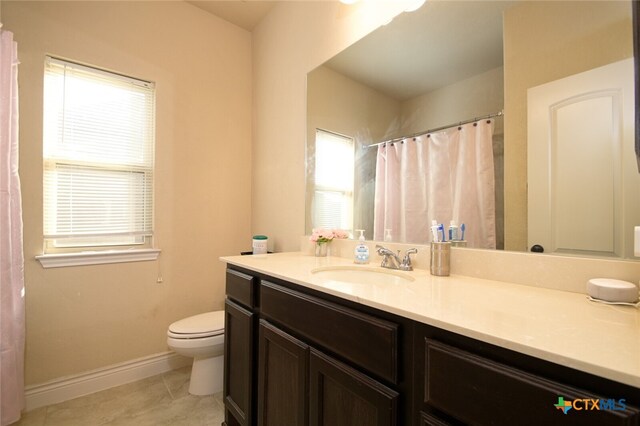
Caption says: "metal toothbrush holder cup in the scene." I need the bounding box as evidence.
[430,242,451,276]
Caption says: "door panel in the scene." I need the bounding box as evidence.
[528,58,636,257]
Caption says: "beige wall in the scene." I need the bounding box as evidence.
[4,1,252,385]
[503,0,632,251]
[307,65,400,146]
[399,66,504,137]
[252,1,406,252]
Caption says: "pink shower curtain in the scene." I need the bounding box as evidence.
[0,29,24,425]
[374,120,496,248]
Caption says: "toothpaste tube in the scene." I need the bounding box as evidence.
[430,220,439,242]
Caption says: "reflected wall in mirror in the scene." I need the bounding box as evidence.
[306,0,638,259]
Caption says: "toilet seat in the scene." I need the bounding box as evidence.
[167,311,224,339]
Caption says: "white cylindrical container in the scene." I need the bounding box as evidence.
[252,235,268,254]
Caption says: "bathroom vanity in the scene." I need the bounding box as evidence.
[220,253,640,426]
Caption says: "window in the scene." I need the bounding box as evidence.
[312,129,354,232]
[42,57,155,252]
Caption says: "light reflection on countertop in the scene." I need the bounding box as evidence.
[220,252,640,388]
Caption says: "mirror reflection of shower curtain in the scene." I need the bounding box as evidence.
[373,120,496,248]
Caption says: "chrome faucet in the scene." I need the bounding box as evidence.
[375,245,417,271]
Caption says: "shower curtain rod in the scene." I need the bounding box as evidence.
[363,110,504,149]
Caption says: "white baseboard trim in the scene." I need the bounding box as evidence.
[24,351,191,412]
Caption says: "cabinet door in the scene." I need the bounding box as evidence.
[309,348,398,426]
[224,299,254,426]
[257,320,309,426]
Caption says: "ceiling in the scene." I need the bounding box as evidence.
[186,1,277,31]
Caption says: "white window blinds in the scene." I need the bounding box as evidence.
[313,129,354,231]
[43,57,155,249]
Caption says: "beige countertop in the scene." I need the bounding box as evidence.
[220,252,640,388]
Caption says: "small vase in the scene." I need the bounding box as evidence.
[315,242,329,257]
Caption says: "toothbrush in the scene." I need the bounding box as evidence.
[438,223,446,242]
[430,220,439,242]
[460,223,466,241]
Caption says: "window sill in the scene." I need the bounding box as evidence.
[36,248,161,269]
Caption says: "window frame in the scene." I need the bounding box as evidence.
[311,128,355,233]
[38,57,159,267]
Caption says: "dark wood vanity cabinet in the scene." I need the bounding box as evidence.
[223,269,259,426]
[224,266,640,426]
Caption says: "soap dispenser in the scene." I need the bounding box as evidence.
[354,229,370,264]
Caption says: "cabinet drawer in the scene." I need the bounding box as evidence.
[260,281,399,384]
[424,339,639,426]
[226,269,256,309]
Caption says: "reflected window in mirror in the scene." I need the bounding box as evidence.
[312,129,354,234]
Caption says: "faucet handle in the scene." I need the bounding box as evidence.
[375,245,391,255]
[400,248,418,271]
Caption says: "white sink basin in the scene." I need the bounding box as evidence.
[310,265,415,286]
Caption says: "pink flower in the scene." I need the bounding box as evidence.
[333,229,349,239]
[310,228,350,243]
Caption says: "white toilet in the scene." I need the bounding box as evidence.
[167,310,225,396]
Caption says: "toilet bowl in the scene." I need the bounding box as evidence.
[167,310,225,396]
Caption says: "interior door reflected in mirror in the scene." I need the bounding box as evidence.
[528,58,637,259]
[305,0,637,259]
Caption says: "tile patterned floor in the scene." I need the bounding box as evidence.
[13,367,224,426]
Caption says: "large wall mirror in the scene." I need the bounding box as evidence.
[306,0,639,260]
